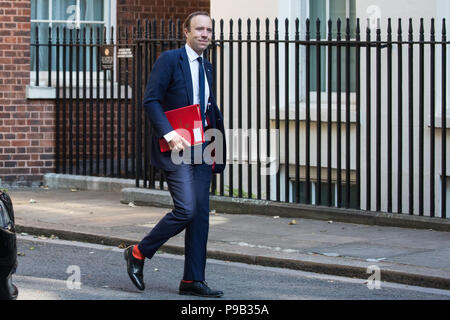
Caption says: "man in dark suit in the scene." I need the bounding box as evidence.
[124,11,226,298]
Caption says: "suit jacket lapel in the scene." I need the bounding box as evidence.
[179,48,193,105]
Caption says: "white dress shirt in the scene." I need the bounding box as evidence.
[163,44,210,143]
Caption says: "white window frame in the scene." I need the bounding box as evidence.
[274,0,357,121]
[29,0,117,87]
[307,0,356,97]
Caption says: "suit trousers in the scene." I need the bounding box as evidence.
[137,163,212,281]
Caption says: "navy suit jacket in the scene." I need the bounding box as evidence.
[143,47,226,173]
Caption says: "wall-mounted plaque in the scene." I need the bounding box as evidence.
[118,48,133,59]
[101,45,114,70]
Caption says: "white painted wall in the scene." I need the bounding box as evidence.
[211,0,279,22]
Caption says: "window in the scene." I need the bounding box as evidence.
[291,180,359,208]
[30,0,115,85]
[309,0,356,92]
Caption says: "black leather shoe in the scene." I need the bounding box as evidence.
[179,281,223,298]
[124,245,145,291]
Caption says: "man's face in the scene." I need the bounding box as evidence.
[184,15,212,55]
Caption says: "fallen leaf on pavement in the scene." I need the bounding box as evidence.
[288,219,297,225]
[118,243,127,249]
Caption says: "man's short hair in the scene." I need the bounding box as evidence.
[183,11,211,31]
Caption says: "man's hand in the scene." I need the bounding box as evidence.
[168,133,190,152]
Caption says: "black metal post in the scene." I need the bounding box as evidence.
[336,19,342,208]
[430,19,436,217]
[366,21,372,211]
[55,27,60,173]
[306,18,311,204]
[345,18,351,208]
[397,19,403,214]
[317,19,322,206]
[442,19,447,219]
[387,19,393,213]
[408,19,414,215]
[356,19,361,210]
[327,19,333,207]
[229,19,234,198]
[419,19,425,216]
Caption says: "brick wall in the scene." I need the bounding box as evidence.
[0,0,210,186]
[0,0,55,187]
[117,0,210,33]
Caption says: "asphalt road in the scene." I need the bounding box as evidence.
[12,235,450,301]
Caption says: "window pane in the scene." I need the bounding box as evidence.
[309,0,356,92]
[310,46,327,92]
[330,0,356,37]
[330,0,346,20]
[309,0,326,36]
[296,182,308,204]
[314,182,332,206]
[340,184,360,209]
[30,23,50,71]
[51,0,76,21]
[31,0,49,20]
[80,0,104,21]
[31,23,103,72]
[30,0,106,80]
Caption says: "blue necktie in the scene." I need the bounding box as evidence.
[197,57,206,128]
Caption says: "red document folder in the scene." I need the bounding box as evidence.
[159,104,205,152]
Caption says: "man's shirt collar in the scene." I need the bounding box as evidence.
[185,44,203,62]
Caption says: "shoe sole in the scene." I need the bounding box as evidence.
[179,290,223,298]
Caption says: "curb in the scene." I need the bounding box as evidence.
[15,224,450,291]
[44,173,138,193]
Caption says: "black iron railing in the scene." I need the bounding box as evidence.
[31,17,450,218]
